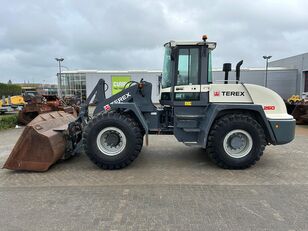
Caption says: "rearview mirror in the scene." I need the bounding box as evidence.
[158,74,162,95]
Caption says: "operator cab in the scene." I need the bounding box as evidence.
[159,36,216,106]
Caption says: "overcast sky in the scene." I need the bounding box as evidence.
[1,0,308,83]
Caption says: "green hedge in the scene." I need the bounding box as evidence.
[0,114,18,130]
[0,83,22,97]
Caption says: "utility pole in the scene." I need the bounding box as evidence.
[263,56,272,87]
[55,58,64,97]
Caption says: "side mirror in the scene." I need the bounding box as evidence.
[158,75,162,95]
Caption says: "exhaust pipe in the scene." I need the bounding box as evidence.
[223,63,232,84]
[236,60,244,83]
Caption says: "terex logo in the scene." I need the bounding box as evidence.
[213,91,220,97]
[103,93,131,111]
[104,104,111,111]
[111,93,131,104]
[221,91,245,96]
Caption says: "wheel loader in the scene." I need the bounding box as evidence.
[3,35,296,171]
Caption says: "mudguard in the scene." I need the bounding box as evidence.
[199,104,277,148]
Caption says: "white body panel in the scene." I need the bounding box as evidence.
[209,84,252,103]
[244,84,292,119]
[160,83,292,120]
[209,83,292,119]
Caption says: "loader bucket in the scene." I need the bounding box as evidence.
[3,111,76,171]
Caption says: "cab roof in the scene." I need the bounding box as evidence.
[164,41,217,50]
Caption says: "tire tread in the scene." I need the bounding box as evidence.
[82,111,143,170]
[207,113,266,169]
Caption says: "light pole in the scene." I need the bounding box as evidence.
[55,58,64,97]
[263,55,272,87]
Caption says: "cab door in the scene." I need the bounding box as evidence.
[173,47,201,104]
[173,46,209,144]
[173,46,209,106]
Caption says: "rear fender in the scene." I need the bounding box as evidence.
[199,104,276,148]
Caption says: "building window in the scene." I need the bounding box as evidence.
[58,73,87,101]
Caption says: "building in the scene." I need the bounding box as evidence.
[269,52,308,97]
[57,72,87,100]
[57,52,308,102]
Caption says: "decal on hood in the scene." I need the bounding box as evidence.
[213,91,245,96]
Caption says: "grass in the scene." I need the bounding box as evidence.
[0,114,18,130]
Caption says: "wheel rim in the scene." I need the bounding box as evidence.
[223,129,253,158]
[96,127,127,156]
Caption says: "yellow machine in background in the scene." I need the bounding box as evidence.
[287,95,303,104]
[0,95,26,107]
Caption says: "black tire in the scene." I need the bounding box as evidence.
[82,111,143,169]
[206,114,266,169]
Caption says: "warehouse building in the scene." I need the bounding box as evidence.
[57,52,308,102]
[269,52,308,97]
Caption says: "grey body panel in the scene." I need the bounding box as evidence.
[198,104,277,147]
[94,81,156,116]
[96,81,158,134]
[268,119,296,144]
[172,103,278,147]
[110,102,149,134]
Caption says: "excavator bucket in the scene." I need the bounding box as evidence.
[3,111,76,171]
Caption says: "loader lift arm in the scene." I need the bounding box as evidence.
[76,78,107,124]
[66,79,109,155]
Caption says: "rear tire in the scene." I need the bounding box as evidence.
[206,114,266,169]
[82,112,143,169]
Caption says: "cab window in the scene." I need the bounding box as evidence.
[162,47,172,88]
[208,50,213,83]
[176,48,199,86]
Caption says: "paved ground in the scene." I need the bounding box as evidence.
[0,126,307,230]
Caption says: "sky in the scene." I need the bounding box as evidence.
[1,0,308,83]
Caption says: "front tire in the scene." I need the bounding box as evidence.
[82,112,143,169]
[206,114,266,169]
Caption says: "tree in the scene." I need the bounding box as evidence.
[0,83,22,97]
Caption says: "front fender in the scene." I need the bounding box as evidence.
[109,102,149,134]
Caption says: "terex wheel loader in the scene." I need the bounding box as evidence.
[3,36,296,171]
